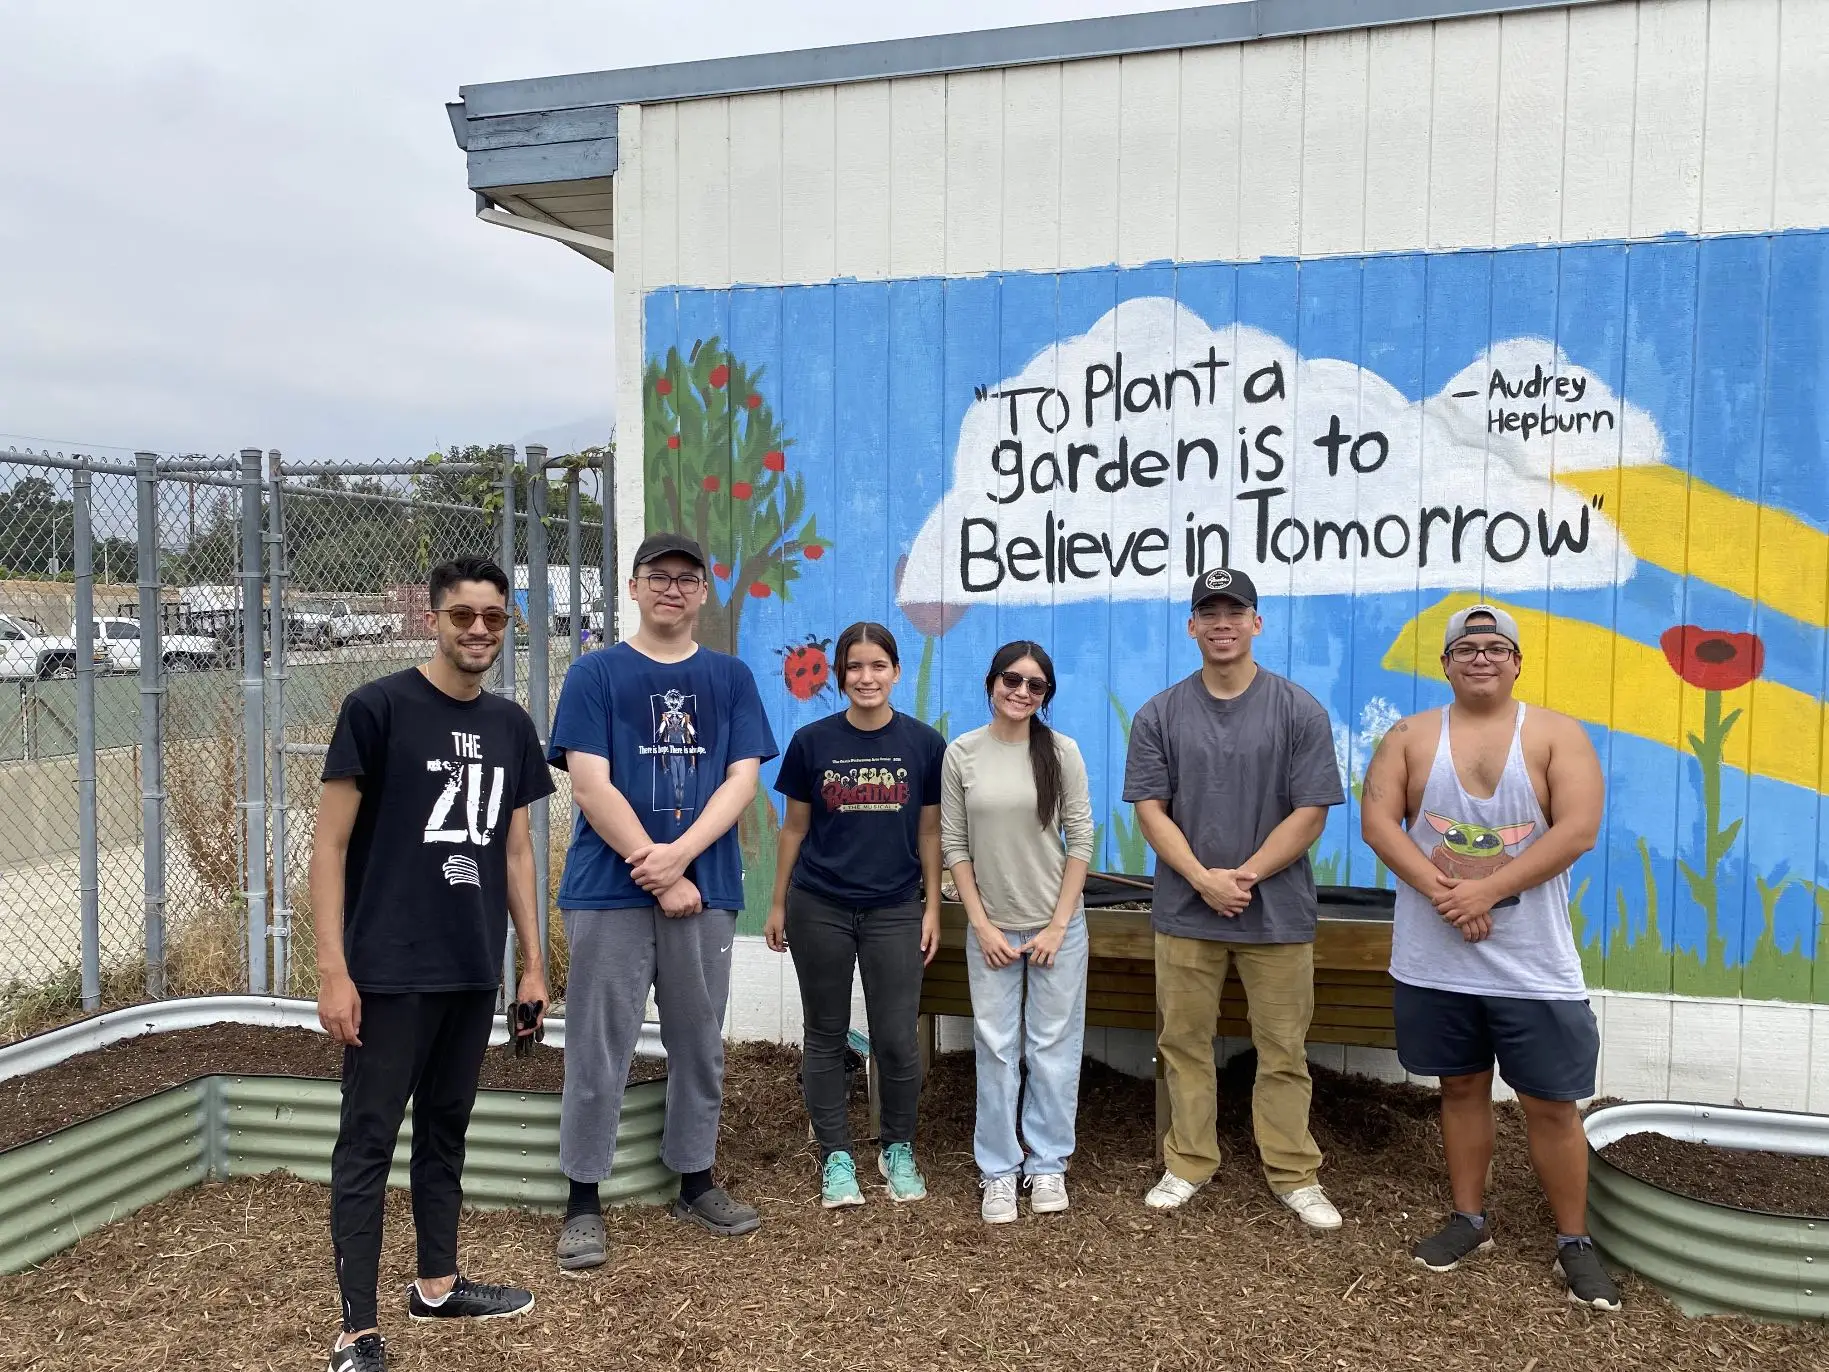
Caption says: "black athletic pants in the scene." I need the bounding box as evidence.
[784,886,926,1158]
[330,989,495,1332]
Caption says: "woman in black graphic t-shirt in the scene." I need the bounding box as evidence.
[764,621,945,1211]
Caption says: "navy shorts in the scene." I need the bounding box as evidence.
[1393,981,1599,1101]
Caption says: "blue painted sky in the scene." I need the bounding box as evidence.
[645,231,1829,974]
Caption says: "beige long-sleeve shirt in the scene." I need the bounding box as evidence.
[940,725,1096,931]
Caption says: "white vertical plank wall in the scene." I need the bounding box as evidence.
[608,0,1829,1105]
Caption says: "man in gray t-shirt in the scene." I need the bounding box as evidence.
[1122,567,1345,1230]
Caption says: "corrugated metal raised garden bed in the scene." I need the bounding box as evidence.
[1587,1101,1829,1323]
[0,999,674,1275]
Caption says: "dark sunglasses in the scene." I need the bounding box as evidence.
[437,606,509,632]
[998,670,1050,696]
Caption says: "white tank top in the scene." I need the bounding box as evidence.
[1389,704,1588,1000]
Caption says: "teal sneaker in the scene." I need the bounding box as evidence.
[877,1142,929,1202]
[821,1151,865,1209]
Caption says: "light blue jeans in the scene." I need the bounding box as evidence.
[964,913,1090,1179]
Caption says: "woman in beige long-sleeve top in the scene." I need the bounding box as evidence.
[940,640,1094,1225]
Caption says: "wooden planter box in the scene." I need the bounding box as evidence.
[915,895,1396,1152]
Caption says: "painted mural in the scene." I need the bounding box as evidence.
[641,233,1829,1004]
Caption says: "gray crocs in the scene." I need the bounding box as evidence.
[670,1187,761,1237]
[556,1213,606,1271]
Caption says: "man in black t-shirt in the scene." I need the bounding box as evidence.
[311,555,555,1372]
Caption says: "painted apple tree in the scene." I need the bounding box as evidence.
[643,337,832,928]
[643,337,830,655]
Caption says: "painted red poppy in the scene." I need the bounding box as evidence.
[712,562,730,579]
[709,364,729,388]
[804,544,824,561]
[1659,626,1764,692]
[731,481,753,500]
[763,450,786,471]
[701,475,720,492]
[748,582,771,599]
[746,394,763,409]
[655,378,672,396]
[666,434,681,450]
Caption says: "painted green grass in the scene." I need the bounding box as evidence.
[1567,835,1823,1002]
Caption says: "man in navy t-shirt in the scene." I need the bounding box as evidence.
[547,531,778,1271]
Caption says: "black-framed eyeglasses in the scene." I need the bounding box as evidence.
[998,670,1050,696]
[639,571,705,593]
[1446,642,1517,663]
[437,606,509,632]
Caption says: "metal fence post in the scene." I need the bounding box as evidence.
[498,445,518,998]
[135,451,167,998]
[602,438,618,643]
[526,446,552,966]
[238,446,269,994]
[566,464,583,655]
[264,451,291,995]
[72,457,101,1009]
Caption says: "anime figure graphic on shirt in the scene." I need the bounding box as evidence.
[655,689,699,820]
[1422,811,1535,909]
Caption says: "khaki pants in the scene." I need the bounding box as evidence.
[1155,933,1323,1193]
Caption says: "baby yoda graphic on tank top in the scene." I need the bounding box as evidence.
[1390,703,1588,1000]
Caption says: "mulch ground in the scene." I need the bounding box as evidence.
[0,1024,663,1152]
[3,1041,1826,1370]
[1599,1132,1829,1218]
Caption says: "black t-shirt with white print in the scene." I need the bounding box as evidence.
[322,667,554,993]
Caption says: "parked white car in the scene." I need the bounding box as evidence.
[0,612,110,681]
[95,617,226,674]
[288,599,402,648]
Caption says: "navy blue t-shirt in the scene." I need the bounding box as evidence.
[548,641,778,911]
[774,710,946,906]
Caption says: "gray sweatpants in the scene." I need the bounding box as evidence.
[559,905,737,1183]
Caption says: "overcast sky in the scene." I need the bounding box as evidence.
[0,0,1195,466]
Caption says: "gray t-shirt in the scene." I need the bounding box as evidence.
[1122,669,1345,944]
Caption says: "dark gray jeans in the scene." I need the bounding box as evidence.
[784,886,925,1158]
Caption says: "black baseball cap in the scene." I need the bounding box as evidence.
[1191,566,1258,611]
[630,531,707,574]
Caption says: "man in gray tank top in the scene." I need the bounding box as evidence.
[1361,604,1621,1312]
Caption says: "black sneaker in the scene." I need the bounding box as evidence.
[406,1275,535,1321]
[1557,1240,1623,1312]
[327,1333,386,1372]
[670,1186,761,1236]
[1412,1214,1495,1272]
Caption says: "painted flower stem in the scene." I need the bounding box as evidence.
[1678,686,1743,971]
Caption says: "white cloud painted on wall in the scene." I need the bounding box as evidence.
[899,296,1669,608]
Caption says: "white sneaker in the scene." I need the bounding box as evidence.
[1277,1184,1343,1231]
[980,1175,1019,1224]
[1144,1169,1201,1210]
[1027,1173,1069,1214]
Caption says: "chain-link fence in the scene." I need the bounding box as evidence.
[0,443,612,1033]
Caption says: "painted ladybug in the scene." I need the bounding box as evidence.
[776,634,833,701]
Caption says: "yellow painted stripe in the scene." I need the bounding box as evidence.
[1557,466,1829,629]
[1383,594,1829,795]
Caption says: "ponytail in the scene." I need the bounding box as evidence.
[1026,714,1065,830]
